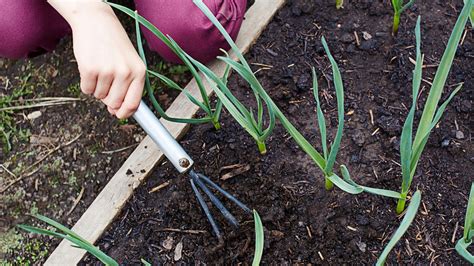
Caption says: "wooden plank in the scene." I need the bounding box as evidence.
[45,0,285,264]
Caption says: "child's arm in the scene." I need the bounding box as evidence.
[48,0,146,119]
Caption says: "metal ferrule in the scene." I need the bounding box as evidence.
[133,101,193,173]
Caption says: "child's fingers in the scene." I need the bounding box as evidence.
[79,70,98,95]
[102,75,132,110]
[107,105,116,115]
[94,72,114,99]
[115,76,144,119]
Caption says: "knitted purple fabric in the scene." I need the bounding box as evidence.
[0,0,247,63]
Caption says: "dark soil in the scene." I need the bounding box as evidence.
[81,0,471,264]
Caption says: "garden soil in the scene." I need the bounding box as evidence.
[57,0,474,264]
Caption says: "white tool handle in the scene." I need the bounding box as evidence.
[133,101,193,173]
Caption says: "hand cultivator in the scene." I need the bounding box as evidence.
[133,100,252,243]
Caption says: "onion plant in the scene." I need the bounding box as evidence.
[396,0,472,213]
[311,47,344,190]
[376,190,421,265]
[19,213,265,264]
[455,183,474,263]
[336,0,344,9]
[185,51,276,154]
[252,210,264,266]
[110,2,273,153]
[107,2,225,130]
[192,0,400,195]
[391,0,415,35]
[18,214,119,266]
[465,0,474,26]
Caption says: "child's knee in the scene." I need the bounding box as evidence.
[0,0,70,59]
[136,0,247,64]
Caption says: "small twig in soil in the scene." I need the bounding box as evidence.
[369,109,374,126]
[451,221,458,243]
[354,31,360,46]
[250,62,273,68]
[0,164,17,179]
[318,251,324,261]
[371,128,380,136]
[460,28,468,46]
[100,143,138,154]
[0,97,81,112]
[148,180,171,193]
[422,78,433,86]
[0,134,82,193]
[408,56,439,68]
[67,186,85,216]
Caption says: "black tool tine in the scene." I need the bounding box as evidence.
[192,174,240,228]
[197,173,252,214]
[189,178,223,241]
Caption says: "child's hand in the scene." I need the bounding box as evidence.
[48,0,146,119]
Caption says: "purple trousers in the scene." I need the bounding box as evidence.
[0,0,247,63]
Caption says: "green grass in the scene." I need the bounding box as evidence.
[0,75,34,153]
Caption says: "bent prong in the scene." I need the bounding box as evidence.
[190,178,222,240]
[192,174,240,228]
[197,173,252,214]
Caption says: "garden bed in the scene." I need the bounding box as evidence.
[81,0,473,264]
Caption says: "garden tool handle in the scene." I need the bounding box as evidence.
[132,100,194,173]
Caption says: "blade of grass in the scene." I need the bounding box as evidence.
[252,210,264,266]
[376,190,421,265]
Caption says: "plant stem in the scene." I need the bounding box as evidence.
[212,119,221,130]
[396,194,407,214]
[336,0,344,9]
[257,140,267,155]
[393,13,400,35]
[325,176,334,190]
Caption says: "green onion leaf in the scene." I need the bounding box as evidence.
[411,0,472,171]
[312,68,328,160]
[321,37,345,174]
[376,190,421,265]
[18,214,118,266]
[252,210,264,266]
